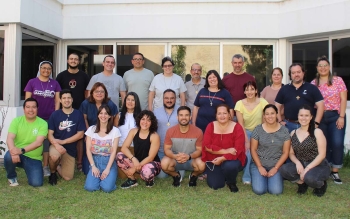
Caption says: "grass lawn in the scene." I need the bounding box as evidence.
[1,167,349,219]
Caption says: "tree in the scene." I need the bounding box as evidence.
[172,45,187,78]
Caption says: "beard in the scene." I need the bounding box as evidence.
[164,102,175,109]
[179,120,190,126]
[68,64,79,69]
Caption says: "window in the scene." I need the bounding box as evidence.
[0,30,4,100]
[333,37,350,100]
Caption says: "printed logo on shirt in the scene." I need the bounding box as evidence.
[32,128,38,135]
[33,89,55,98]
[69,79,77,88]
[59,119,76,132]
[303,90,307,95]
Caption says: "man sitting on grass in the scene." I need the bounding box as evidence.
[161,106,205,187]
[4,98,48,187]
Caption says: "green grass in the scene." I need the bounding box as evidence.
[1,167,350,219]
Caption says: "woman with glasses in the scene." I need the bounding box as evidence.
[24,61,61,177]
[311,56,347,185]
[79,82,119,174]
[202,104,246,192]
[148,57,187,111]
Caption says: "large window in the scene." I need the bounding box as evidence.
[333,37,350,100]
[223,45,273,92]
[292,41,329,83]
[0,30,4,100]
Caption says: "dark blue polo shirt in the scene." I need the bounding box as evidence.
[275,82,323,120]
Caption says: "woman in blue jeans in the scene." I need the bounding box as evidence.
[311,56,347,184]
[250,104,290,195]
[84,105,121,193]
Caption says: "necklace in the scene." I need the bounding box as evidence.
[66,108,73,117]
[193,82,201,94]
[163,74,173,89]
[40,79,50,98]
[208,90,218,106]
[164,107,175,126]
[271,132,274,143]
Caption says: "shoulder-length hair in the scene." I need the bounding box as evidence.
[87,82,110,104]
[95,105,114,134]
[299,104,315,138]
[314,56,332,87]
[204,70,225,90]
[118,92,142,126]
[135,110,158,134]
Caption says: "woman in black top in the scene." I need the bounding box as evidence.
[116,110,161,188]
[280,105,330,197]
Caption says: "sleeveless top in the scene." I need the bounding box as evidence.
[133,130,160,162]
[291,132,318,162]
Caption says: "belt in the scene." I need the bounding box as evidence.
[285,118,299,124]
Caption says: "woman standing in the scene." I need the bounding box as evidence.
[24,61,61,176]
[192,70,234,133]
[280,105,330,197]
[116,110,161,188]
[84,105,120,193]
[235,81,268,184]
[148,56,187,111]
[311,56,347,184]
[250,104,290,195]
[202,104,246,192]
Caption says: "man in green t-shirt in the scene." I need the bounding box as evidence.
[4,98,48,187]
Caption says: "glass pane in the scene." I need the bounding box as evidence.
[21,33,55,100]
[333,38,350,100]
[292,41,328,83]
[171,45,220,80]
[67,45,114,77]
[116,45,164,77]
[223,45,273,92]
[0,30,4,100]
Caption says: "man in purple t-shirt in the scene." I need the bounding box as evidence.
[222,54,256,104]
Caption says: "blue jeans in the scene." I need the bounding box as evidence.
[84,155,117,193]
[242,130,252,183]
[319,111,346,169]
[250,163,283,195]
[4,151,43,187]
[284,119,300,133]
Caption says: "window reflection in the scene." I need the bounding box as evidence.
[333,38,350,100]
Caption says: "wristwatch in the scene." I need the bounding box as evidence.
[188,154,192,160]
[21,148,26,154]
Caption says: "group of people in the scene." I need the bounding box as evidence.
[4,52,347,197]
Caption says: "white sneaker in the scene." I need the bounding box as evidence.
[43,166,51,177]
[8,178,19,186]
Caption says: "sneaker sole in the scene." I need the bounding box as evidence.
[333,181,342,185]
[8,180,19,187]
[121,183,138,189]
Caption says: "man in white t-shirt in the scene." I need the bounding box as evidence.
[123,53,154,110]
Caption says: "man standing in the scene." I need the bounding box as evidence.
[185,63,205,111]
[222,54,256,103]
[161,106,205,187]
[48,90,85,185]
[86,55,126,108]
[275,63,324,132]
[123,53,154,110]
[4,98,48,187]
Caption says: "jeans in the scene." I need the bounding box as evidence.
[242,130,252,183]
[157,150,185,179]
[206,160,244,190]
[84,154,117,193]
[4,151,43,187]
[284,119,300,133]
[318,111,346,169]
[279,159,330,189]
[250,163,283,195]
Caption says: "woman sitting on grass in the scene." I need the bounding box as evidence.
[250,104,290,195]
[116,110,161,188]
[84,105,120,193]
[280,105,330,197]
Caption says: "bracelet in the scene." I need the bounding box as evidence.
[130,156,134,161]
[314,121,320,126]
[90,164,95,167]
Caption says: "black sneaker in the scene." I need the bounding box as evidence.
[313,181,327,197]
[49,172,58,186]
[172,171,182,187]
[188,172,198,187]
[121,178,138,189]
[330,172,342,184]
[227,183,239,193]
[145,179,154,188]
[297,183,308,194]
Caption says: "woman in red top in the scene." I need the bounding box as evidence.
[202,104,246,192]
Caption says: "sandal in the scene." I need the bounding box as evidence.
[198,174,207,181]
[77,163,83,172]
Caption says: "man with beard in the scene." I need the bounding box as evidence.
[275,63,324,132]
[153,89,180,178]
[185,63,205,111]
[48,90,85,185]
[161,106,205,187]
[222,54,255,104]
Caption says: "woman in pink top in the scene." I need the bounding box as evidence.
[311,56,347,185]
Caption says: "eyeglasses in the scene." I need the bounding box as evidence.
[205,161,215,171]
[191,69,202,72]
[163,65,173,68]
[132,58,143,61]
[40,67,52,71]
[317,64,329,68]
[94,90,105,94]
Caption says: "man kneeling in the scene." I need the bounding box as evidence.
[161,106,205,187]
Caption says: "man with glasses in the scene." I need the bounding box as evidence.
[123,53,154,110]
[86,55,126,108]
[185,63,205,111]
